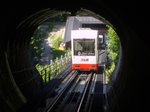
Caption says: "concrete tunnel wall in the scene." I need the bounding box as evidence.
[0,1,148,112]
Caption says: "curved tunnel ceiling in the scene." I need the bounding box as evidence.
[0,1,149,112]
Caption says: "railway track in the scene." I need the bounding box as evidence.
[43,71,97,112]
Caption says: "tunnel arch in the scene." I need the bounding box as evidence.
[0,2,147,112]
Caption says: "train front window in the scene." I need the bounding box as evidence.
[73,39,95,56]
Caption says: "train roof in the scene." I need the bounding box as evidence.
[64,16,106,43]
[75,16,104,24]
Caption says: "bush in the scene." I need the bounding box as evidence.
[105,25,120,80]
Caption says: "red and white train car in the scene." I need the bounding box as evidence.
[71,29,99,72]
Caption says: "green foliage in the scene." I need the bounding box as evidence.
[48,23,54,32]
[106,25,120,80]
[107,25,120,56]
[35,51,71,84]
[52,36,63,49]
[51,35,66,59]
[53,14,68,22]
[36,64,52,84]
[30,29,46,58]
[31,16,70,84]
[50,34,56,39]
[106,62,115,79]
[52,49,67,60]
[35,64,44,75]
[30,23,54,59]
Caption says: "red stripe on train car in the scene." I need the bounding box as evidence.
[72,64,98,71]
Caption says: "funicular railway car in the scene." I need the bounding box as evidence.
[71,29,100,72]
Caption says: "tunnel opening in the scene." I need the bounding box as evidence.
[29,9,121,84]
[0,5,142,112]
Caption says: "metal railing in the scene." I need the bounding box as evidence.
[12,52,72,87]
[36,51,71,84]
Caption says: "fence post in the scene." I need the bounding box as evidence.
[44,69,47,84]
[56,57,59,76]
[64,54,67,69]
[57,57,60,75]
[48,65,51,81]
[60,55,63,73]
[50,60,54,79]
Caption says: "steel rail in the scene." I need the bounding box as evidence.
[46,70,78,112]
[76,72,93,112]
[84,73,96,112]
[54,72,83,112]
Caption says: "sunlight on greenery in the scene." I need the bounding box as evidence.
[105,25,120,80]
[35,50,71,84]
[52,36,63,50]
[30,13,71,84]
